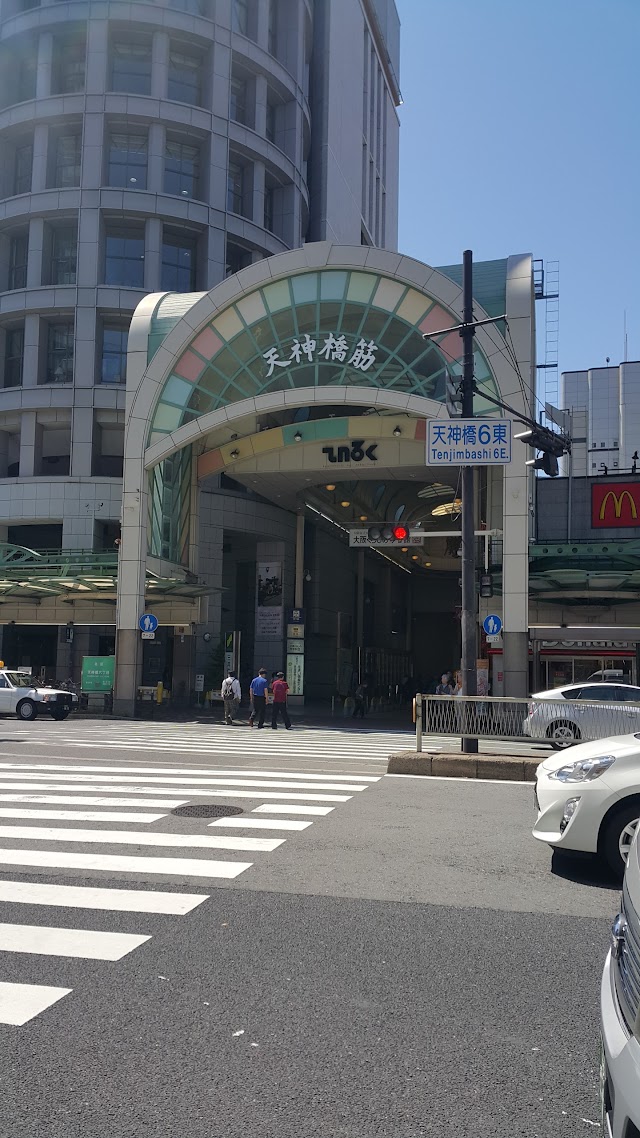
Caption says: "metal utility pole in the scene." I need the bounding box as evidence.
[460,250,478,754]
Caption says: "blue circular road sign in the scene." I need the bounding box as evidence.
[483,614,502,636]
[139,613,158,633]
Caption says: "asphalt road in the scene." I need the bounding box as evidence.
[0,718,617,1137]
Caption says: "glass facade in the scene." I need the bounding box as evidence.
[101,324,129,385]
[13,142,32,195]
[8,231,28,290]
[161,235,197,292]
[52,134,82,188]
[168,47,202,105]
[110,40,152,95]
[4,326,24,389]
[45,323,74,385]
[107,132,148,189]
[50,227,77,285]
[164,139,200,198]
[104,229,145,288]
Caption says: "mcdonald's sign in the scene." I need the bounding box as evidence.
[592,482,640,528]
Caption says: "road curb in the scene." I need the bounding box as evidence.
[387,751,540,781]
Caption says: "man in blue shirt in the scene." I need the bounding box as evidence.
[249,668,269,728]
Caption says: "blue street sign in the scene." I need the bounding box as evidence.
[139,613,158,633]
[483,614,502,636]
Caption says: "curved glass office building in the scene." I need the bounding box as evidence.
[0,0,402,691]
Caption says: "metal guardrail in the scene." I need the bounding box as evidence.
[414,692,640,751]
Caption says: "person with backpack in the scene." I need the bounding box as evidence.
[221,670,241,725]
[270,671,291,730]
[249,667,269,729]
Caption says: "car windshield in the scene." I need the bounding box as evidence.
[4,672,35,688]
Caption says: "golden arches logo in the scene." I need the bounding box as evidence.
[599,489,638,521]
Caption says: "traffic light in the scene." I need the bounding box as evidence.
[514,426,568,478]
[479,573,493,598]
[445,369,463,417]
[367,524,410,542]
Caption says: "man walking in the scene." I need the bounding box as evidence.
[249,667,268,728]
[270,671,291,730]
[221,669,241,725]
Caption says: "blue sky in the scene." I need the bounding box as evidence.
[396,0,639,393]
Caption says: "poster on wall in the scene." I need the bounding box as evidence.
[255,562,283,638]
[287,653,304,695]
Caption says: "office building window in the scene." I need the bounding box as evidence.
[13,141,32,195]
[168,46,203,105]
[50,227,77,285]
[265,101,276,143]
[110,39,152,95]
[52,133,82,188]
[168,0,209,11]
[104,228,145,287]
[225,240,252,278]
[8,231,28,290]
[101,323,128,384]
[268,0,278,57]
[264,186,275,233]
[230,76,247,124]
[161,232,197,291]
[46,322,74,385]
[4,326,24,389]
[164,138,200,198]
[16,54,36,103]
[107,132,147,189]
[227,160,246,215]
[52,34,85,94]
[232,0,248,35]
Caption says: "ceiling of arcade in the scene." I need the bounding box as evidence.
[193,405,490,577]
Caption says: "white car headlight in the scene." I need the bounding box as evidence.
[550,755,616,783]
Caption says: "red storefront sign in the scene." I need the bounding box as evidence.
[592,482,640,528]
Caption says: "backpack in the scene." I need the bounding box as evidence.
[221,678,235,697]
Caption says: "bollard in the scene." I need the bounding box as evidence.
[156,681,163,705]
[415,692,423,753]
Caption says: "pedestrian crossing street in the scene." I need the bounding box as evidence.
[0,749,382,1027]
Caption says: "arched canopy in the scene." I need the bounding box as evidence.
[146,267,501,447]
[124,244,528,475]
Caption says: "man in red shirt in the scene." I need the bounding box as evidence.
[270,671,291,730]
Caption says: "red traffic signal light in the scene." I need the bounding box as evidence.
[367,523,410,543]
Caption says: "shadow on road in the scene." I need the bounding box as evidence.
[551,848,620,892]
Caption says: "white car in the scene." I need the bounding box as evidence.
[523,682,640,749]
[0,670,77,721]
[600,824,640,1136]
[533,733,640,877]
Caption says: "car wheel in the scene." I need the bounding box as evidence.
[16,699,37,721]
[547,720,580,749]
[50,709,70,721]
[601,803,640,877]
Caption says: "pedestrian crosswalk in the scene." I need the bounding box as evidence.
[6,719,410,764]
[0,754,381,1027]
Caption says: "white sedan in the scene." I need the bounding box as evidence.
[523,681,640,749]
[533,733,640,876]
[0,670,77,721]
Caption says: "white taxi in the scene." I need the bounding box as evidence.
[0,669,77,721]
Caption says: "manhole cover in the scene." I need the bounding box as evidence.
[171,804,244,818]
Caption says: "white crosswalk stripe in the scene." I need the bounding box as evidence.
[0,721,408,763]
[0,749,381,1027]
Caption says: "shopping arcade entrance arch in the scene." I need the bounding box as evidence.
[114,243,533,714]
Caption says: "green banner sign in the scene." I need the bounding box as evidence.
[81,655,115,692]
